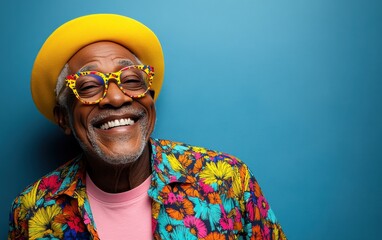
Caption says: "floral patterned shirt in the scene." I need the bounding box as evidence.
[9,138,286,239]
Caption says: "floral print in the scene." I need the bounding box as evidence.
[9,138,286,239]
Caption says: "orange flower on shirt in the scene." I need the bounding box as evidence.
[166,198,194,220]
[202,232,226,240]
[208,192,222,204]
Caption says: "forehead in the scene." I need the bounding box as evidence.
[68,41,138,72]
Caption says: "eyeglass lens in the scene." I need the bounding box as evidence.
[75,68,149,102]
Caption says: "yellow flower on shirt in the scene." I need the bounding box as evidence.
[29,205,63,239]
[19,180,44,219]
[200,161,234,185]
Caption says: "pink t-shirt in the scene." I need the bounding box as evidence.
[86,174,152,240]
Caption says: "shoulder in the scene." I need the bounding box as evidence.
[151,138,247,164]
[10,156,81,215]
[150,138,252,181]
[8,156,89,238]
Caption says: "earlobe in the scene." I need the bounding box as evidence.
[53,104,72,135]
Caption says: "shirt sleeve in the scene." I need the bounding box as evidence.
[241,165,287,239]
[8,196,27,240]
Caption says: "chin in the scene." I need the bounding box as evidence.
[93,131,150,165]
[93,145,146,165]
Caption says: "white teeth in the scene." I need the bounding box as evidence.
[99,118,135,130]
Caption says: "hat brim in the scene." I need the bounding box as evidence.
[31,13,164,122]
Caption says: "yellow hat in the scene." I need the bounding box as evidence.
[31,13,164,122]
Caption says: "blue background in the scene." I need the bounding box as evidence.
[1,0,381,239]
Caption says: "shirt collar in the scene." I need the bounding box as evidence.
[49,138,191,200]
[49,154,86,198]
[148,138,194,202]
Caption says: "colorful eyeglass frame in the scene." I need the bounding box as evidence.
[65,65,154,105]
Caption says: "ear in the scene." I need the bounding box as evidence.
[54,104,72,135]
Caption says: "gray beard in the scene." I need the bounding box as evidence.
[69,107,149,165]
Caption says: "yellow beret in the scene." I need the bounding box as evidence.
[31,13,164,122]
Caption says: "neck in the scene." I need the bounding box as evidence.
[85,144,151,193]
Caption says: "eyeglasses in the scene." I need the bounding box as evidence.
[65,65,154,104]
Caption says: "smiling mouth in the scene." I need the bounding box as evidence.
[98,118,137,130]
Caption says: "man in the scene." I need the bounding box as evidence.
[9,14,286,239]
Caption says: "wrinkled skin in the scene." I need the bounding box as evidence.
[54,41,156,192]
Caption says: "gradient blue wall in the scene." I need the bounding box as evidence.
[1,0,381,239]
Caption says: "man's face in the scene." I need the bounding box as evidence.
[65,41,156,165]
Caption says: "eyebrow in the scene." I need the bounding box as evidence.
[118,59,135,67]
[78,65,97,72]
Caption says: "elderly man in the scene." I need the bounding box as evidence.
[9,14,286,239]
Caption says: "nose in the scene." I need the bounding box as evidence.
[98,81,133,108]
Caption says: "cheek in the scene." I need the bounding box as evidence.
[70,104,93,134]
